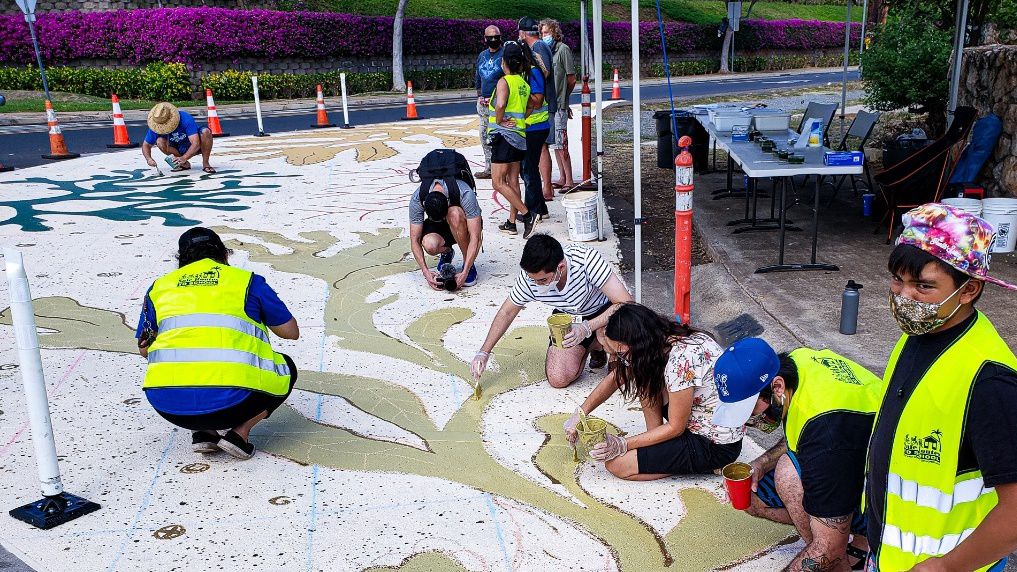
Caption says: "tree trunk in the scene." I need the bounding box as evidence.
[392,0,408,92]
[719,29,733,73]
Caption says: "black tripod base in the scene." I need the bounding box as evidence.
[10,492,100,529]
[254,132,270,137]
[755,263,839,274]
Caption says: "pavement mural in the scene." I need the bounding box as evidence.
[0,111,796,571]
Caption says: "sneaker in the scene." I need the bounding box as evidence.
[437,249,454,269]
[498,220,518,235]
[519,211,537,239]
[588,349,607,369]
[218,430,255,460]
[474,170,492,179]
[192,430,221,454]
[464,265,478,287]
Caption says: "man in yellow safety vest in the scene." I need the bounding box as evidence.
[137,227,300,460]
[712,337,883,570]
[865,203,1017,571]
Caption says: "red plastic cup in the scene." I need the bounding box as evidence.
[722,462,754,510]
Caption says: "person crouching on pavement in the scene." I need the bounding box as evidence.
[142,102,216,174]
[564,303,742,480]
[137,227,299,459]
[471,234,630,388]
[712,337,882,570]
[409,178,482,290]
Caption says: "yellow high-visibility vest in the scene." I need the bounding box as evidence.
[488,74,530,137]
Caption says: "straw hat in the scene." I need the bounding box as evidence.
[147,102,180,135]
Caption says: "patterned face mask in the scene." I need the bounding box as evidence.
[888,280,968,336]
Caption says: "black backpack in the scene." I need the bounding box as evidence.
[412,149,475,208]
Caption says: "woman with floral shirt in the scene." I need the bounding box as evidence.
[565,303,744,480]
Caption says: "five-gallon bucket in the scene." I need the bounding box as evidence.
[942,197,983,217]
[562,191,600,242]
[983,198,1017,253]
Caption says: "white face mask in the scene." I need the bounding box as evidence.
[534,267,562,296]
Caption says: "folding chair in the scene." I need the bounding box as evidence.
[826,110,881,204]
[797,102,838,147]
[873,106,977,243]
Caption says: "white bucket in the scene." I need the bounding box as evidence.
[942,197,982,217]
[562,191,600,242]
[982,198,1017,253]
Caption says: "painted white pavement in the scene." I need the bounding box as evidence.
[0,107,797,571]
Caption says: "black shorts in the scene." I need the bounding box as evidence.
[421,219,456,248]
[636,429,742,475]
[154,354,298,431]
[490,133,525,164]
[548,303,611,350]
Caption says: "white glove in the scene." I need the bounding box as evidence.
[471,351,490,379]
[563,409,582,445]
[590,433,627,462]
[562,321,592,349]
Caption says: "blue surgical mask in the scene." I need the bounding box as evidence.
[542,35,554,46]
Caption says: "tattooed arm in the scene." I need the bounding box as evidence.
[784,514,851,572]
[748,437,787,492]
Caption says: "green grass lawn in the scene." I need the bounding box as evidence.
[301,0,861,24]
[0,93,245,114]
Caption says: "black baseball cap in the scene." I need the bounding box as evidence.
[502,41,524,60]
[178,227,225,251]
[518,16,539,33]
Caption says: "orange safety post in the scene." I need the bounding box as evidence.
[611,68,621,101]
[42,100,80,161]
[205,89,229,137]
[311,84,336,128]
[674,135,694,325]
[401,81,420,120]
[106,94,138,149]
[580,76,594,189]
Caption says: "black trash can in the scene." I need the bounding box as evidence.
[654,110,709,173]
[882,137,933,169]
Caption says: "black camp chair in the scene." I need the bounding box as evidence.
[873,106,977,243]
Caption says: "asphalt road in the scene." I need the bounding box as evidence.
[0,69,859,170]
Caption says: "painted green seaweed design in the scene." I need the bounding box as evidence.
[0,169,295,232]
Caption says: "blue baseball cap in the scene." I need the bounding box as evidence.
[712,337,780,428]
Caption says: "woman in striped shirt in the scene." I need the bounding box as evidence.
[471,234,632,388]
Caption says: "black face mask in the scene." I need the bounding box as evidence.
[485,36,502,49]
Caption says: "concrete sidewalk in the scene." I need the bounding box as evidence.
[0,66,856,127]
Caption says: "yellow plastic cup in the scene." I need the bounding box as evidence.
[576,417,608,461]
[547,314,574,348]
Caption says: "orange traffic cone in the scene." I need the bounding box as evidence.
[401,81,420,120]
[611,68,621,101]
[42,100,80,161]
[311,84,335,128]
[106,94,138,149]
[205,89,229,137]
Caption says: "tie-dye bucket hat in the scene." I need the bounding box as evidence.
[897,203,1016,290]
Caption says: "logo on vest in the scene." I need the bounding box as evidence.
[811,356,862,385]
[177,266,221,287]
[903,429,943,464]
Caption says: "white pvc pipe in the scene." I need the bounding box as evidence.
[948,0,969,119]
[4,248,63,498]
[580,0,588,80]
[860,0,869,56]
[340,72,352,128]
[630,0,641,302]
[593,0,605,243]
[251,75,265,136]
[841,0,852,134]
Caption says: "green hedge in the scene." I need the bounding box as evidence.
[0,62,190,100]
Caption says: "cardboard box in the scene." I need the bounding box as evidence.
[823,151,864,166]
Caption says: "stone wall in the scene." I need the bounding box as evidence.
[958,44,1017,198]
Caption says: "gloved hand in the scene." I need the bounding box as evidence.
[563,409,582,445]
[590,433,627,462]
[562,321,592,349]
[470,351,490,379]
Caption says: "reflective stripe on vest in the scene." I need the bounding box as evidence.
[488,74,529,137]
[143,258,291,396]
[526,102,549,127]
[783,348,883,454]
[148,348,290,377]
[874,312,1017,571]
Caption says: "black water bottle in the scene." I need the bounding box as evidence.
[840,280,863,335]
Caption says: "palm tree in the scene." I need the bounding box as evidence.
[392,0,409,92]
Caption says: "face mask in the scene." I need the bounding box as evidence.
[746,393,784,433]
[888,280,969,336]
[534,268,562,296]
[485,37,502,49]
[542,35,554,46]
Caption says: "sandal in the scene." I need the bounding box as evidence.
[202,166,217,174]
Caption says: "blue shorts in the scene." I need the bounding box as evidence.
[755,450,867,535]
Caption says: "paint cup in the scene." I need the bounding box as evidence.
[862,193,875,217]
[576,416,608,461]
[547,314,573,349]
[722,462,754,510]
[164,156,177,170]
